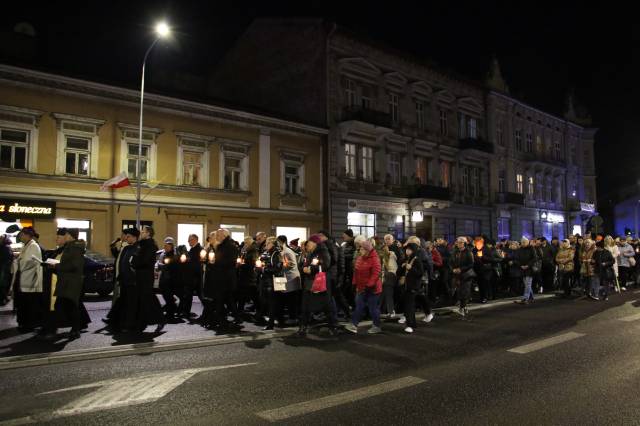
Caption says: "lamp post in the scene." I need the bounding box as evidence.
[136,22,170,229]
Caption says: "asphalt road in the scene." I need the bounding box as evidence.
[1,290,640,425]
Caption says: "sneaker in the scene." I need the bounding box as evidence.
[367,326,382,334]
[457,307,466,317]
[398,317,406,324]
[621,287,627,291]
[588,295,599,301]
[389,311,397,320]
[539,287,544,294]
[404,327,414,334]
[423,313,434,323]
[344,323,358,334]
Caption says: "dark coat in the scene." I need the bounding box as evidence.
[238,243,259,289]
[258,248,284,291]
[117,244,137,286]
[593,248,615,281]
[132,238,158,290]
[188,243,204,289]
[398,244,424,291]
[450,247,474,282]
[54,240,86,305]
[514,245,537,277]
[205,237,239,297]
[301,244,331,293]
[157,249,180,293]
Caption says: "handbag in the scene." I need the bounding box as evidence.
[273,276,287,292]
[311,266,327,293]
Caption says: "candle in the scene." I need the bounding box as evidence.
[180,254,187,263]
[477,251,483,257]
[200,249,207,260]
[163,258,170,264]
[255,259,263,268]
[236,257,242,265]
[311,258,319,266]
[208,251,215,263]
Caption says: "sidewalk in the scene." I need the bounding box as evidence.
[0,293,558,370]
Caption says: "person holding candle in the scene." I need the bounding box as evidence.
[178,234,203,319]
[277,235,302,324]
[157,236,179,319]
[257,237,285,330]
[103,227,139,331]
[236,236,259,319]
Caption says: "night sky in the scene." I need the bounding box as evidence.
[2,1,637,220]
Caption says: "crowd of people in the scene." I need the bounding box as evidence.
[2,225,640,341]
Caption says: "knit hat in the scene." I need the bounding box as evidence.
[163,237,175,245]
[361,240,373,252]
[343,229,354,238]
[308,234,323,244]
[290,238,299,247]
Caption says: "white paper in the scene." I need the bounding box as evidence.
[45,258,60,265]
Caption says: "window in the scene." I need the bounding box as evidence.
[515,130,522,151]
[497,218,510,241]
[221,143,249,191]
[528,176,535,197]
[468,117,477,139]
[0,128,28,170]
[546,182,553,202]
[521,220,534,240]
[345,78,357,107]
[362,146,374,181]
[525,132,533,153]
[361,86,372,110]
[122,220,153,231]
[440,218,456,243]
[64,136,90,175]
[276,226,308,243]
[57,219,91,248]
[345,143,357,178]
[536,135,543,153]
[389,153,401,185]
[179,151,202,186]
[127,143,149,181]
[458,113,466,138]
[177,134,211,187]
[440,161,450,188]
[177,223,204,248]
[543,222,553,241]
[439,110,448,136]
[285,165,300,194]
[415,157,428,185]
[498,169,506,193]
[224,157,242,190]
[554,141,561,160]
[460,219,480,236]
[471,168,480,197]
[415,101,425,130]
[389,93,399,124]
[347,212,376,239]
[496,121,504,146]
[462,167,470,195]
[120,126,158,182]
[220,224,247,243]
[516,173,524,194]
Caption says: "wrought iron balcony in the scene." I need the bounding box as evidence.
[496,192,525,205]
[341,106,392,128]
[410,185,452,201]
[459,138,494,154]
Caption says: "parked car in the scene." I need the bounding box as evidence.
[83,251,115,297]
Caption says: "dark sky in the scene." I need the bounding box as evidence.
[2,1,638,209]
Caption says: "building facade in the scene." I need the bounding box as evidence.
[485,60,598,241]
[0,65,326,255]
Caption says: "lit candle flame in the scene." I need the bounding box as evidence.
[163,258,170,264]
[255,259,263,268]
[208,251,215,263]
[311,258,319,266]
[236,257,242,264]
[180,254,187,263]
[199,249,207,260]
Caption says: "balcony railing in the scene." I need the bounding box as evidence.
[459,138,494,154]
[410,184,451,201]
[496,192,525,205]
[341,106,392,128]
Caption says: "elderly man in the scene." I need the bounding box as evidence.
[179,234,203,318]
[203,229,239,332]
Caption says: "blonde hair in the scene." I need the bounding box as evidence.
[266,236,278,246]
[406,236,421,245]
[604,235,615,247]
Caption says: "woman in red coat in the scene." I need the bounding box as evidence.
[345,240,382,335]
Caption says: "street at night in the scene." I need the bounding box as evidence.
[1,291,640,425]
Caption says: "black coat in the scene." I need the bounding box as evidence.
[132,238,158,290]
[188,243,204,289]
[514,245,537,277]
[451,247,474,282]
[301,244,331,293]
[399,250,424,291]
[205,237,239,296]
[238,243,259,289]
[258,248,284,291]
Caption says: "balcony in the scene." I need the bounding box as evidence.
[459,138,494,154]
[496,192,525,205]
[410,184,452,201]
[341,106,392,128]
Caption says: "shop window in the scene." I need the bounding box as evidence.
[220,224,246,243]
[497,218,510,241]
[348,212,376,239]
[122,220,153,231]
[276,226,308,243]
[57,218,91,248]
[177,223,204,248]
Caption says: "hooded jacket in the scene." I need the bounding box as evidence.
[352,247,382,294]
[399,243,424,291]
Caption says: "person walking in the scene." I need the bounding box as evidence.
[514,237,537,304]
[397,242,424,333]
[450,237,475,317]
[345,239,382,335]
[11,227,44,332]
[156,237,180,319]
[556,239,575,298]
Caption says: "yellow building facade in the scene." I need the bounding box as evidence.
[0,65,326,255]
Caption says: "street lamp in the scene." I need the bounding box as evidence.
[136,21,171,229]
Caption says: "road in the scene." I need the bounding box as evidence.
[1,290,640,425]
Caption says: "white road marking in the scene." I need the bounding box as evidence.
[507,332,585,354]
[618,312,640,322]
[0,363,256,425]
[256,376,425,422]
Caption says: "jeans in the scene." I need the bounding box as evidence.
[403,289,417,328]
[523,276,534,300]
[352,290,381,327]
[590,276,601,298]
[559,271,573,296]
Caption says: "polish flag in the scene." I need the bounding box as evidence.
[100,172,130,191]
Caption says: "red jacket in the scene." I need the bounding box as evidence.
[352,249,382,294]
[431,248,443,268]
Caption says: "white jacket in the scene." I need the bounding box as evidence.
[618,243,635,268]
[12,239,43,293]
[281,245,301,286]
[606,245,620,277]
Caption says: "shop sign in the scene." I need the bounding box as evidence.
[0,199,56,220]
[546,213,565,223]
